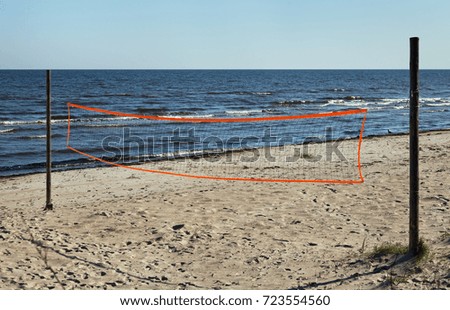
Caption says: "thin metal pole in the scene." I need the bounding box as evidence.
[409,37,419,255]
[45,70,53,211]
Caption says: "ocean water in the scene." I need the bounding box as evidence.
[0,70,449,177]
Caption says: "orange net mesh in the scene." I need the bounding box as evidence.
[67,102,367,183]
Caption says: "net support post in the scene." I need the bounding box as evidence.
[44,69,53,211]
[409,37,419,255]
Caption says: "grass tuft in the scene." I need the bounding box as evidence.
[369,239,430,264]
[370,242,408,258]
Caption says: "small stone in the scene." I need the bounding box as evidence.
[68,278,81,284]
[335,244,354,248]
[172,224,185,230]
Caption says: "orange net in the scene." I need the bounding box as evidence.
[67,102,367,183]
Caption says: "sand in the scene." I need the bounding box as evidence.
[0,131,449,290]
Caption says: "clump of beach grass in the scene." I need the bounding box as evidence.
[369,239,430,265]
[415,239,430,264]
[370,242,408,258]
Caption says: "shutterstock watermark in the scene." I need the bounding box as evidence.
[100,127,347,164]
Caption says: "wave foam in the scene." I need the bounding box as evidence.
[0,128,17,134]
[164,114,215,119]
[225,110,263,116]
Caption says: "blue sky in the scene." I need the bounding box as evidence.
[1,0,449,69]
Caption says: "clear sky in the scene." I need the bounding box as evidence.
[1,0,449,69]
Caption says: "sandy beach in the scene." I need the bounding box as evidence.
[1,131,449,290]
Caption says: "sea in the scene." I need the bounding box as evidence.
[0,70,449,177]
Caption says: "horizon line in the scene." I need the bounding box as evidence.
[1,68,449,70]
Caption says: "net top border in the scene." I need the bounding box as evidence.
[67,102,367,123]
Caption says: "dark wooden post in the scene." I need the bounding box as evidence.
[44,70,53,211]
[409,37,419,255]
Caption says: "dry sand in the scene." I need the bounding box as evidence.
[1,131,449,290]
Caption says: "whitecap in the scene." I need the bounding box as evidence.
[225,110,263,115]
[0,128,16,134]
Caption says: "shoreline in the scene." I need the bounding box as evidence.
[1,130,449,289]
[3,128,450,180]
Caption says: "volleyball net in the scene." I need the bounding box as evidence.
[67,103,367,183]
